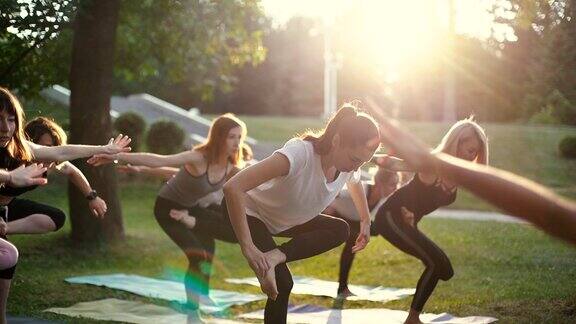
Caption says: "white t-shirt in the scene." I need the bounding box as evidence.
[244,138,361,234]
[330,182,388,222]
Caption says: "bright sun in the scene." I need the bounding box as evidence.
[261,0,515,78]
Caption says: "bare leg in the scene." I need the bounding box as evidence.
[7,214,56,234]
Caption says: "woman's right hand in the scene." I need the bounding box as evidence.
[8,164,48,187]
[242,244,270,278]
[87,153,118,167]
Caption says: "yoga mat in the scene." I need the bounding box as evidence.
[45,298,246,324]
[240,305,498,323]
[66,274,265,314]
[6,316,59,324]
[226,276,415,302]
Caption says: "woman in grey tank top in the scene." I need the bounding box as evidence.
[88,113,247,322]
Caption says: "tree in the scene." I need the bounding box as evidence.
[68,0,123,241]
[493,0,576,125]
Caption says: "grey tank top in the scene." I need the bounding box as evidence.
[158,163,228,207]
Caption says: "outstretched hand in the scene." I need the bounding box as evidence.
[8,164,48,187]
[103,134,132,155]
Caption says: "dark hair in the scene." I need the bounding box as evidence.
[25,117,67,146]
[301,103,380,155]
[0,87,32,162]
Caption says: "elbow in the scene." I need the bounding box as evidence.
[223,180,236,197]
[223,180,244,201]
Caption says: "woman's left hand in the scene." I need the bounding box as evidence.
[88,197,107,218]
[352,220,371,253]
[103,134,132,155]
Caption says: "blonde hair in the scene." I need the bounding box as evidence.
[194,113,247,167]
[432,116,489,164]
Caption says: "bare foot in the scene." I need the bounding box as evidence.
[404,309,424,324]
[404,319,423,324]
[169,209,197,230]
[337,286,356,298]
[257,265,278,300]
[256,248,287,300]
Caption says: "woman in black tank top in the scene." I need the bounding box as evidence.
[0,87,131,324]
[88,113,247,322]
[339,117,489,324]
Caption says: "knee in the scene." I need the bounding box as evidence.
[433,260,454,281]
[49,209,66,231]
[0,243,18,270]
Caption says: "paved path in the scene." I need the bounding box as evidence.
[429,209,527,224]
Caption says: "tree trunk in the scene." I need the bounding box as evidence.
[68,0,124,242]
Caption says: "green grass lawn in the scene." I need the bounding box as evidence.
[12,104,576,322]
[9,181,576,323]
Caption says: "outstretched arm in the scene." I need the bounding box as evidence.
[88,150,202,168]
[372,109,576,246]
[29,134,131,162]
[116,164,179,181]
[435,154,576,245]
[372,154,414,172]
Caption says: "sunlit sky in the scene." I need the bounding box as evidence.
[260,0,516,75]
[261,0,515,40]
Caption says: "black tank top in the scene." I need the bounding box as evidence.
[0,149,41,197]
[378,174,457,224]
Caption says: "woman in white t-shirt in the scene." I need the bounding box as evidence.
[223,104,380,324]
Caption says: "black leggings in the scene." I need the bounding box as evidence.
[219,202,349,324]
[373,209,453,312]
[153,197,237,311]
[330,212,379,293]
[0,198,66,279]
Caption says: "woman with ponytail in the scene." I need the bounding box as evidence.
[223,104,380,323]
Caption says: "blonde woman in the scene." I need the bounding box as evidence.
[371,117,489,324]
